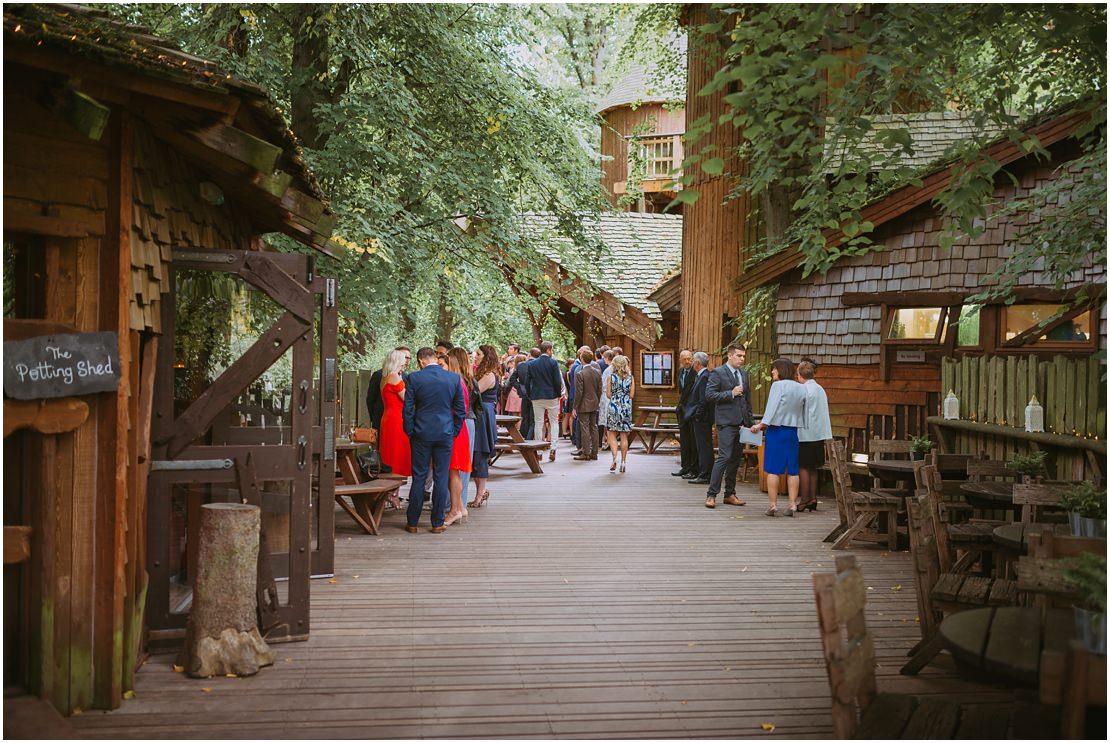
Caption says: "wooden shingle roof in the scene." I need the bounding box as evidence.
[522,212,683,321]
[596,36,686,115]
[825,112,1007,171]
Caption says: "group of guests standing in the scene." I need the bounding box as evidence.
[367,342,501,533]
[671,345,831,517]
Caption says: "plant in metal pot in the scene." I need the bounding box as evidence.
[1062,552,1107,655]
[1059,481,1108,537]
[1009,450,1048,481]
[908,435,933,461]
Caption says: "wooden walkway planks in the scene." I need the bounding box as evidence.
[71,449,1014,739]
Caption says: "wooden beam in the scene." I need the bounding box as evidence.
[925,416,1106,455]
[4,526,32,565]
[1,210,89,238]
[238,252,314,324]
[3,398,90,437]
[3,319,79,340]
[189,121,282,176]
[841,284,1106,307]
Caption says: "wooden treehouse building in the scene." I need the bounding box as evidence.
[674,5,1106,477]
[4,4,341,716]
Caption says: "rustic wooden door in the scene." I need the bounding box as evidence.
[145,248,337,644]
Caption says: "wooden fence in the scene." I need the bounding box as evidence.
[938,354,1105,481]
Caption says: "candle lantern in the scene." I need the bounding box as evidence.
[1025,395,1044,433]
[943,389,960,420]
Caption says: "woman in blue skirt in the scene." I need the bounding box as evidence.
[750,358,807,516]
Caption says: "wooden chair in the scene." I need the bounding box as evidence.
[915,464,999,574]
[1013,482,1066,523]
[827,440,901,551]
[1041,639,1108,739]
[868,436,915,496]
[901,465,1018,675]
[814,555,1048,738]
[1017,530,1106,609]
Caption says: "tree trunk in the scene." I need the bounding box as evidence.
[289,5,353,151]
[434,280,456,343]
[179,503,274,678]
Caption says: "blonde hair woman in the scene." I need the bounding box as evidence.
[604,354,635,473]
[377,350,412,499]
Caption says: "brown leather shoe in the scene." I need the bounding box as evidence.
[573,455,589,460]
[705,497,716,509]
[405,525,419,534]
[429,525,447,534]
[723,495,746,506]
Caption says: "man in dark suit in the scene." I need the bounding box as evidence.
[704,344,753,509]
[402,347,466,533]
[528,341,565,461]
[572,349,602,460]
[685,351,714,484]
[672,349,697,477]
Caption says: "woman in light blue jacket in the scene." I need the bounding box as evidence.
[796,359,832,512]
[750,358,807,516]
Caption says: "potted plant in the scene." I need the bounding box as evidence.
[1059,481,1108,538]
[909,435,933,461]
[1009,450,1048,482]
[1062,552,1107,655]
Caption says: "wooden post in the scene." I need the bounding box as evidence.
[179,504,274,678]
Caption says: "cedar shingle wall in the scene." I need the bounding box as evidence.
[777,156,1105,363]
[131,120,255,333]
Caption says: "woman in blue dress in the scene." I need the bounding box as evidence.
[605,354,635,473]
[750,357,807,516]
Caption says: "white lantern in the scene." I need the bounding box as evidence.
[1025,395,1044,433]
[943,389,960,420]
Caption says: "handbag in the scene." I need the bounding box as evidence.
[357,448,384,479]
[351,427,377,444]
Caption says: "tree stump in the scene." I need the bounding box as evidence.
[179,503,275,678]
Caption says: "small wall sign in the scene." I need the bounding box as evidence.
[4,332,120,400]
[895,349,926,363]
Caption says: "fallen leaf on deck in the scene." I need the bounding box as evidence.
[328,579,337,584]
[867,586,874,591]
[123,690,136,699]
[681,700,688,705]
[226,673,238,678]
[72,708,83,716]
[687,642,697,647]
[353,575,360,579]
[760,723,775,732]
[173,664,184,673]
[200,688,212,693]
[741,567,748,572]
[724,666,731,671]
[563,578,569,583]
[891,584,903,592]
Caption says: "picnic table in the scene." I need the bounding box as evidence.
[630,404,680,454]
[960,480,1019,511]
[939,606,1076,687]
[333,440,405,536]
[493,414,548,474]
[992,522,1072,554]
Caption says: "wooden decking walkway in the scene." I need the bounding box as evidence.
[71,448,1016,739]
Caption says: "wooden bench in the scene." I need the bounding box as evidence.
[814,555,1059,739]
[334,478,404,536]
[493,438,550,474]
[629,426,679,454]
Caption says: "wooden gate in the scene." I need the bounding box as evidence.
[145,248,337,643]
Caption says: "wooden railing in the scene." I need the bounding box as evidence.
[936,354,1105,481]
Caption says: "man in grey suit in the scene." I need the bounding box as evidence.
[704,344,753,509]
[572,349,603,460]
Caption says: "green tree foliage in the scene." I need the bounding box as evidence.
[107,3,610,364]
[676,4,1105,295]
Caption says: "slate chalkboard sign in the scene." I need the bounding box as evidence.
[4,332,120,400]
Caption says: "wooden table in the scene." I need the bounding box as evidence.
[939,606,1076,687]
[333,440,405,535]
[992,522,1072,554]
[494,414,548,474]
[866,459,924,497]
[630,404,680,454]
[961,481,1018,511]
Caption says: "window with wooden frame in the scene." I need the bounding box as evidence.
[634,135,680,180]
[1000,303,1096,349]
[885,306,948,343]
[639,350,674,388]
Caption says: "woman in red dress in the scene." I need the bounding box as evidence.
[377,349,412,479]
[444,349,472,527]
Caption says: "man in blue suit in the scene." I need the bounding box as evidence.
[528,341,565,461]
[403,347,466,533]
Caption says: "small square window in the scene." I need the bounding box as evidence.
[888,307,944,340]
[639,351,674,387]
